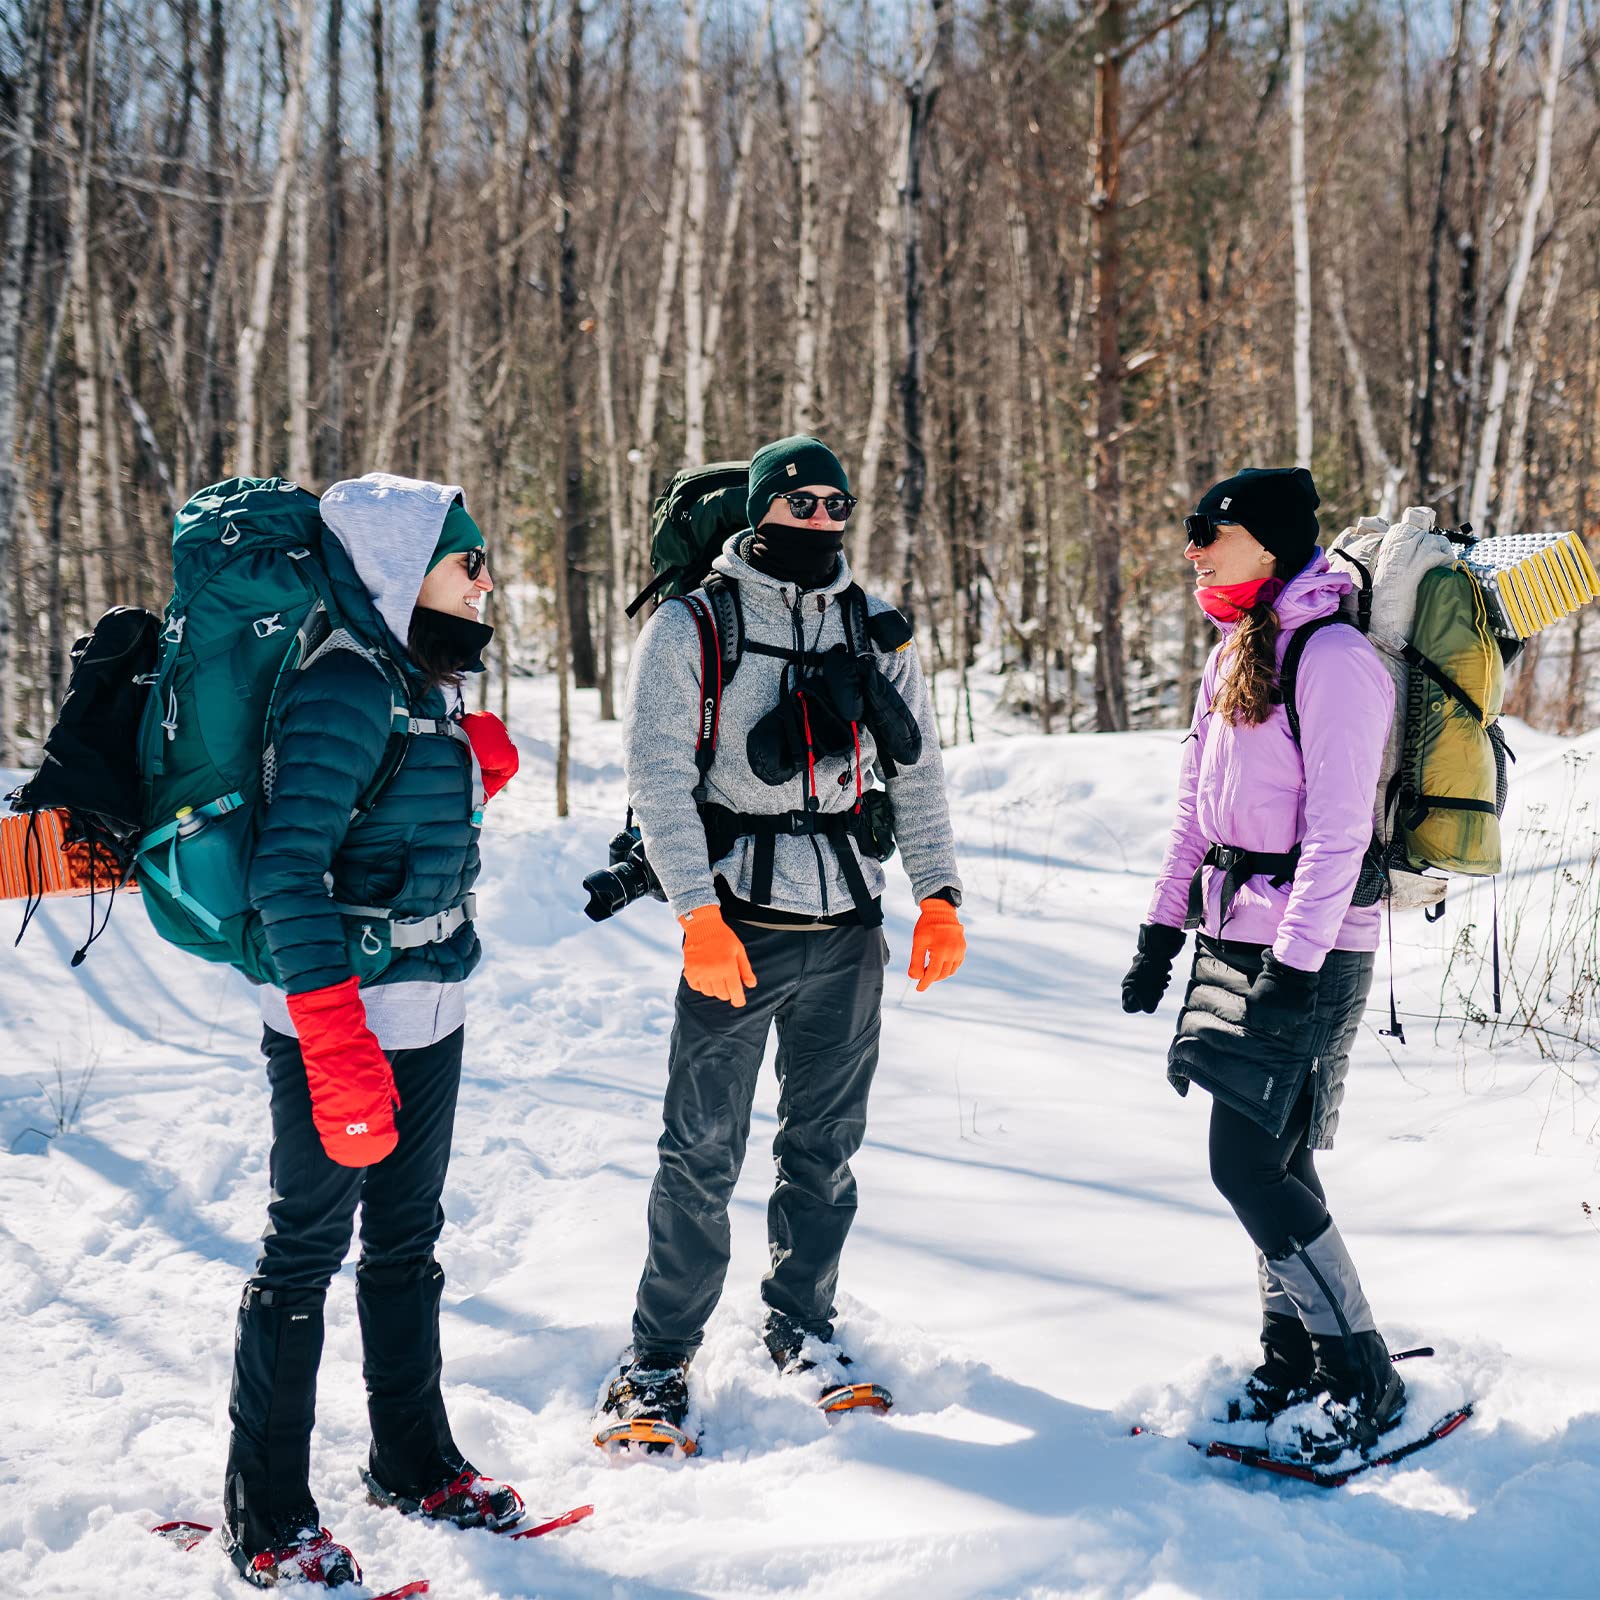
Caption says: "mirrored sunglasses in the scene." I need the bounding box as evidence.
[781,491,857,522]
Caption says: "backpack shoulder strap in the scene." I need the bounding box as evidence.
[1280,614,1353,749]
[703,572,744,688]
[668,590,722,801]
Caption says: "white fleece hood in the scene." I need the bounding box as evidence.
[319,473,464,649]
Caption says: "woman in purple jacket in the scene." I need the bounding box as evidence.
[1121,467,1405,1461]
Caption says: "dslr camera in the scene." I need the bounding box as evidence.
[582,824,666,922]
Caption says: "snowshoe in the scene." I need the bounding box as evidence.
[361,1463,525,1531]
[1290,1368,1408,1464]
[224,1524,361,1589]
[763,1312,893,1417]
[595,1352,697,1456]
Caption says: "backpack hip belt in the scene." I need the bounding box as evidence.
[332,893,477,950]
[699,802,886,928]
[1185,843,1302,934]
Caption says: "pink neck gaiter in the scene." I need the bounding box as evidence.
[1197,574,1284,623]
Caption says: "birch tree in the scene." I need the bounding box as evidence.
[61,0,106,612]
[897,0,952,621]
[1288,0,1312,466]
[0,0,50,758]
[236,0,316,476]
[1470,0,1570,531]
[792,0,826,434]
[681,0,709,462]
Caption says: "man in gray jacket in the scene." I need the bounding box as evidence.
[601,435,965,1448]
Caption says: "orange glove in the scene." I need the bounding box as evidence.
[908,898,965,992]
[460,711,519,800]
[679,904,757,1008]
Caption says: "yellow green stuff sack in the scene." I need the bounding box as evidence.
[1397,564,1506,876]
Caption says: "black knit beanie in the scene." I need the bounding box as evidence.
[1194,467,1320,575]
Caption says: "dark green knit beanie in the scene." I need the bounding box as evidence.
[746,435,850,529]
[427,499,485,572]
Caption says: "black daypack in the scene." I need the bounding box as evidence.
[8,607,161,956]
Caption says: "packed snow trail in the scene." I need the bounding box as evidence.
[3,685,1597,1599]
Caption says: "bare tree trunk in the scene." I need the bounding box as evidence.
[1412,0,1468,502]
[364,0,394,445]
[857,120,902,585]
[1470,0,1570,531]
[1498,232,1567,532]
[1288,0,1312,466]
[681,0,709,462]
[236,0,315,476]
[897,0,951,624]
[594,0,635,721]
[1325,262,1402,516]
[792,0,825,433]
[702,0,774,388]
[1087,0,1130,731]
[323,0,346,477]
[554,516,572,818]
[0,0,49,758]
[197,0,229,480]
[627,123,687,560]
[1455,0,1514,514]
[558,0,595,686]
[287,175,313,483]
[62,0,106,614]
[371,0,442,467]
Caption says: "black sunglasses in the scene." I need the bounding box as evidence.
[780,491,857,522]
[1184,514,1224,548]
[463,548,489,580]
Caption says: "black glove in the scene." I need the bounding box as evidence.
[1120,923,1187,1014]
[1244,951,1320,1038]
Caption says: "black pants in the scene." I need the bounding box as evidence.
[1209,1081,1328,1259]
[631,922,888,1357]
[223,1025,464,1551]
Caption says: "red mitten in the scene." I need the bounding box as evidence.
[285,976,400,1167]
[460,711,519,800]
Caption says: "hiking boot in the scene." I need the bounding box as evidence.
[223,1524,360,1589]
[601,1351,692,1430]
[1225,1312,1315,1423]
[1292,1330,1407,1463]
[763,1310,842,1378]
[361,1461,525,1531]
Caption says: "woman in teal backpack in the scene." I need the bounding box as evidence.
[222,475,522,1589]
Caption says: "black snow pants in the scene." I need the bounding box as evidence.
[631,921,889,1358]
[223,1024,465,1553]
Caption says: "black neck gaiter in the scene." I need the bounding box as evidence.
[746,524,844,591]
[407,606,494,674]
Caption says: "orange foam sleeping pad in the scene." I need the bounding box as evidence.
[0,808,139,899]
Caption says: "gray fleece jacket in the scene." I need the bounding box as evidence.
[624,535,962,920]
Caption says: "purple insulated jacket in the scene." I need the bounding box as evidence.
[1147,552,1394,972]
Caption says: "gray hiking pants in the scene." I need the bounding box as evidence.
[631,921,889,1357]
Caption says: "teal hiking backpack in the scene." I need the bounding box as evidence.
[627,460,751,616]
[134,478,412,984]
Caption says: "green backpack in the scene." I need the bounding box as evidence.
[627,460,751,616]
[134,478,411,984]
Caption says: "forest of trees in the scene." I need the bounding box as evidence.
[1,0,1597,782]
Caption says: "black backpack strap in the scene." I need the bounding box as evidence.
[1279,613,1352,749]
[703,573,745,690]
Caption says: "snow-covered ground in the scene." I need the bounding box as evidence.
[3,678,1597,1600]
